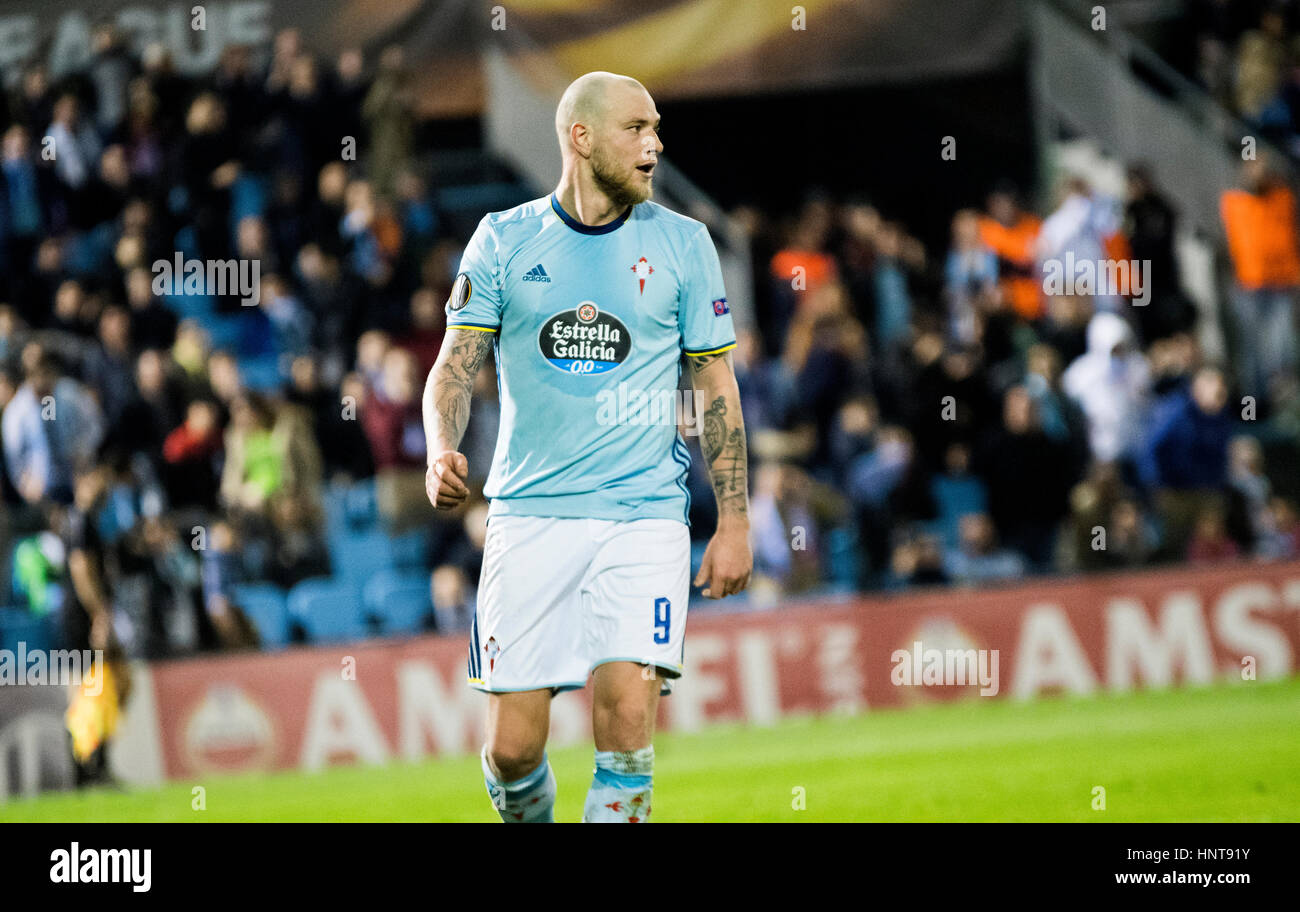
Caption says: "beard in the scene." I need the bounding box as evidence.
[591,144,651,208]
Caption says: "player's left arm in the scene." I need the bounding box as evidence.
[686,350,752,599]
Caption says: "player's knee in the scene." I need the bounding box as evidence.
[593,696,654,751]
[484,737,546,783]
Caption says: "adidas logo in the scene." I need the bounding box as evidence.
[522,264,551,283]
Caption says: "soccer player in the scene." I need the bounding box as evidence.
[422,71,752,823]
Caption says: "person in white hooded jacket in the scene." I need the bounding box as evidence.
[1061,311,1153,468]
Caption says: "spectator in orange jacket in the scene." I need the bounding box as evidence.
[769,197,840,348]
[1221,158,1300,400]
[977,185,1043,321]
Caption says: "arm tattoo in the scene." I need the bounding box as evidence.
[424,329,494,453]
[689,351,749,521]
[700,395,749,519]
[688,350,728,371]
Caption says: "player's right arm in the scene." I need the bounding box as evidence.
[424,216,505,511]
[423,328,494,510]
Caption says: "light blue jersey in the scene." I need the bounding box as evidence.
[447,194,736,525]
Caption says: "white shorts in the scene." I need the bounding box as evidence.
[467,515,690,695]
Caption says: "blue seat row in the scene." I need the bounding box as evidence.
[227,480,438,647]
[232,568,434,648]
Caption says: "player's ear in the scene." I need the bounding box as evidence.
[570,122,592,158]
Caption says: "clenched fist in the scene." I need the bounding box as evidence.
[427,451,470,510]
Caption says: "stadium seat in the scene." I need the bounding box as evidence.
[287,578,367,643]
[323,484,350,533]
[363,570,433,635]
[324,481,393,584]
[389,529,430,570]
[324,479,379,536]
[345,481,379,525]
[231,583,290,649]
[327,529,399,585]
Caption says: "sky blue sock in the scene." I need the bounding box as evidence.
[583,746,653,823]
[482,748,556,823]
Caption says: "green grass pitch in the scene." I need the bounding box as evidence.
[7,677,1299,822]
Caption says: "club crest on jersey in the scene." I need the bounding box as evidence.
[448,273,471,310]
[712,297,729,316]
[631,257,654,295]
[538,301,631,375]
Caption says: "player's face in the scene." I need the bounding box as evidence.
[591,85,662,208]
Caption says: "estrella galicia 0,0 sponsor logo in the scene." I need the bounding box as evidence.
[538,301,631,374]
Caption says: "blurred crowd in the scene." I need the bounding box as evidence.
[731,156,1300,600]
[0,26,489,682]
[1,21,1299,699]
[1189,0,1300,157]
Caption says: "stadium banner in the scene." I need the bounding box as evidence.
[0,0,1020,117]
[102,559,1300,786]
